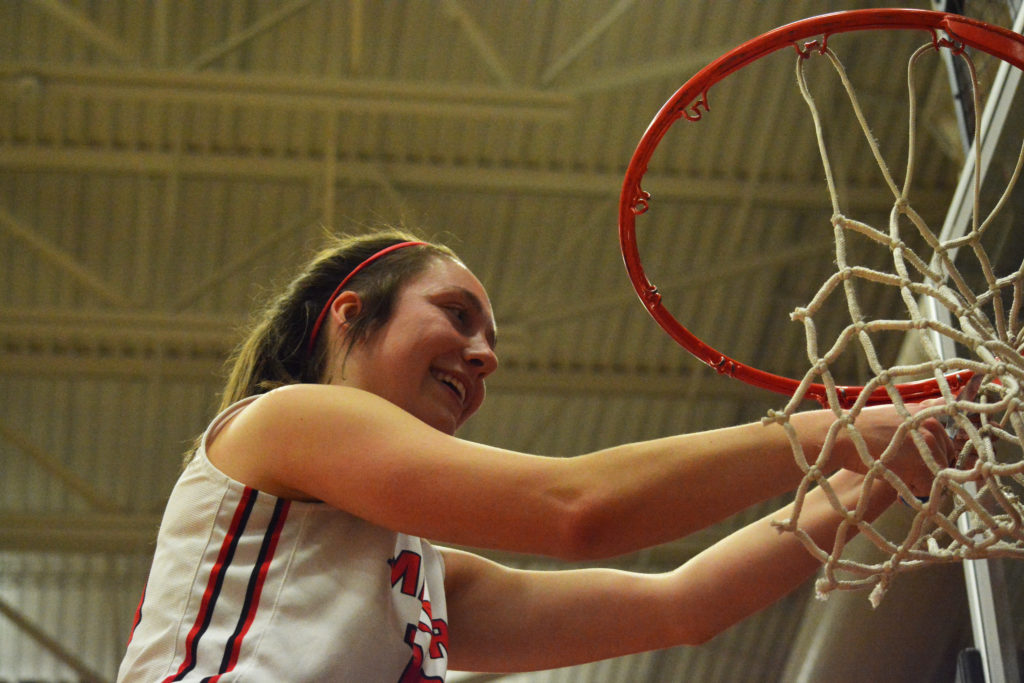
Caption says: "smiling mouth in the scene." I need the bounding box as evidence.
[432,370,466,404]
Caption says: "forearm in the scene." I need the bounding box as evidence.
[660,469,895,643]
[445,551,679,672]
[566,411,836,558]
[446,472,896,673]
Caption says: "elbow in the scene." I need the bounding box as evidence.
[546,491,624,562]
[532,459,642,562]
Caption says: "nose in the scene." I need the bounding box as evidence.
[465,333,498,378]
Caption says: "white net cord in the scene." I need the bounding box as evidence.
[764,38,1024,606]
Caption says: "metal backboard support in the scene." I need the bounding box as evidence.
[928,2,1024,681]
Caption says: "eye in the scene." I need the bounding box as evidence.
[443,304,469,324]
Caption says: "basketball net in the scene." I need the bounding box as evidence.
[763,39,1024,606]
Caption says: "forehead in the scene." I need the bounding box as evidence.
[408,256,494,314]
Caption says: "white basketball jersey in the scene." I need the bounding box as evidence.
[118,396,449,682]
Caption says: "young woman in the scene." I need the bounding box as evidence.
[117,229,952,681]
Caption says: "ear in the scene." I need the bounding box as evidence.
[329,290,362,331]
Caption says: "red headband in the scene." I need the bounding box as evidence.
[307,241,427,355]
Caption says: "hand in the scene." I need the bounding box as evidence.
[833,401,955,498]
[894,400,956,497]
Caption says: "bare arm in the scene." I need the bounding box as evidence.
[209,383,943,560]
[443,470,894,673]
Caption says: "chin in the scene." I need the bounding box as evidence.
[438,418,459,435]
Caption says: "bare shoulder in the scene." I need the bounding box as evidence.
[206,384,407,500]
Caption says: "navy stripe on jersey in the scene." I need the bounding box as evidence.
[165,486,258,682]
[206,497,291,682]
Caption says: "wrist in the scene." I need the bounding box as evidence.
[826,469,897,518]
[788,409,847,473]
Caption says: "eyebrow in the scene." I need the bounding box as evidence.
[452,286,498,350]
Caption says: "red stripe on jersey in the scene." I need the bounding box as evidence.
[164,486,258,682]
[208,497,291,680]
[125,581,147,647]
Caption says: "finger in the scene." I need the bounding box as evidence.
[915,397,947,410]
[917,416,953,465]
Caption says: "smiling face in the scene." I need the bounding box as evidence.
[330,256,498,434]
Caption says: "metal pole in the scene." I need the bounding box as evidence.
[928,3,1024,680]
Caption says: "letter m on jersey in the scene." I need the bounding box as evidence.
[389,550,422,597]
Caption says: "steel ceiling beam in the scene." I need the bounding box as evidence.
[0,512,162,554]
[0,145,943,210]
[184,0,317,72]
[27,0,138,64]
[0,207,133,308]
[1,63,573,120]
[0,595,107,683]
[442,0,515,87]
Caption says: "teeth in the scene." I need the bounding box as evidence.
[433,370,465,402]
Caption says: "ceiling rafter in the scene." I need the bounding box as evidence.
[361,162,412,217]
[185,0,318,72]
[27,0,139,64]
[512,238,835,330]
[1,146,945,211]
[150,0,171,67]
[1,63,574,120]
[347,0,363,75]
[323,111,339,226]
[0,207,132,308]
[442,0,515,87]
[0,512,163,554]
[169,210,322,312]
[0,419,122,515]
[0,596,106,683]
[564,49,730,96]
[506,201,610,322]
[540,0,639,86]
